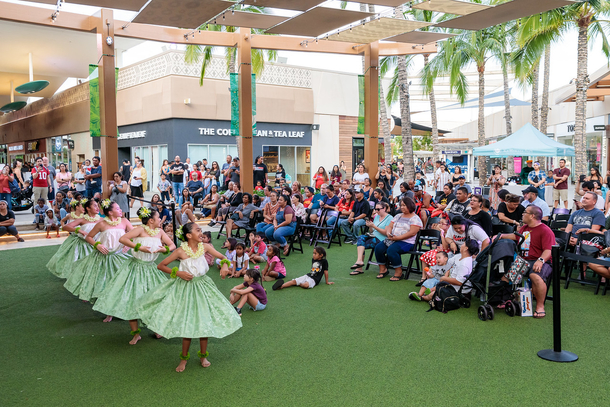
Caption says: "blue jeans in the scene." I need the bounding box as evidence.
[172,182,184,205]
[59,208,68,221]
[326,216,337,226]
[85,186,101,199]
[374,240,414,269]
[256,222,274,234]
[160,191,170,202]
[340,218,366,240]
[537,186,545,201]
[0,193,12,210]
[265,224,296,246]
[0,225,18,237]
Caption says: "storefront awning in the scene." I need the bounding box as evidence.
[391,115,450,136]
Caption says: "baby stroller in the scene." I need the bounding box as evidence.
[11,184,33,212]
[458,233,524,321]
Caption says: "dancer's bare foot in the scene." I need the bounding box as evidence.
[176,360,187,373]
[129,334,141,345]
[103,315,113,323]
[155,333,163,339]
[200,357,211,368]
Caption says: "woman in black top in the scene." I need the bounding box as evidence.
[496,193,525,227]
[377,180,391,198]
[253,156,268,187]
[371,188,390,206]
[209,182,243,226]
[464,194,492,236]
[451,166,463,185]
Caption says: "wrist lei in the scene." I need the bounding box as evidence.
[93,241,101,249]
[219,258,231,268]
[142,225,161,237]
[170,267,178,278]
[164,245,170,255]
[181,242,205,259]
[179,352,190,361]
[83,214,100,222]
[197,351,209,359]
[75,226,81,233]
[104,217,121,226]
[134,243,142,252]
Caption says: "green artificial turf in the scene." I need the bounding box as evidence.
[1,241,609,406]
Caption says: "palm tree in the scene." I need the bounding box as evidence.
[517,1,610,177]
[424,28,504,185]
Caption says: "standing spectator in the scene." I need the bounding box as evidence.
[31,157,51,204]
[160,159,171,180]
[585,166,603,184]
[339,188,371,244]
[42,156,56,201]
[119,159,132,184]
[352,164,369,192]
[222,155,233,190]
[552,158,570,209]
[521,186,551,221]
[12,159,25,188]
[129,159,146,209]
[274,164,286,187]
[253,156,268,188]
[435,163,451,199]
[486,165,506,210]
[451,166,463,185]
[109,172,129,217]
[0,165,14,210]
[528,161,546,201]
[0,200,24,242]
[169,155,186,205]
[84,156,102,199]
[228,157,241,185]
[313,166,328,190]
[157,173,171,203]
[55,163,72,196]
[74,164,87,195]
[520,160,534,185]
[206,161,221,195]
[339,161,348,180]
[330,165,342,184]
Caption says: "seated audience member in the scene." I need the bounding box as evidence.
[362,178,373,200]
[377,180,391,199]
[464,194,492,236]
[255,191,279,234]
[445,187,470,218]
[248,232,268,264]
[564,191,605,246]
[373,197,423,282]
[454,176,472,196]
[310,185,340,224]
[0,200,24,242]
[260,185,273,207]
[209,182,243,226]
[496,205,555,319]
[224,193,257,236]
[437,239,479,296]
[327,189,355,227]
[309,184,328,212]
[417,213,452,286]
[575,181,605,211]
[482,198,492,215]
[521,186,550,221]
[303,186,315,208]
[370,188,390,207]
[432,183,456,215]
[409,251,455,301]
[349,201,392,275]
[337,180,350,200]
[273,246,333,290]
[443,215,490,254]
[291,194,307,223]
[199,184,220,218]
[339,188,371,244]
[265,195,296,256]
[185,172,204,205]
[497,193,525,227]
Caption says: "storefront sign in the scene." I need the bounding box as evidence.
[514,157,522,174]
[8,144,24,152]
[54,138,62,153]
[594,125,606,131]
[67,140,75,149]
[27,141,39,152]
[198,127,304,138]
[442,150,461,155]
[118,131,147,140]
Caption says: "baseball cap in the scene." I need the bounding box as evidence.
[413,185,422,192]
[522,186,538,194]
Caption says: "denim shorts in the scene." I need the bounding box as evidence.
[249,302,267,311]
[422,278,440,289]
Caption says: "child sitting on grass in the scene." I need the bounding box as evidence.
[248,231,268,264]
[261,245,286,281]
[273,246,333,290]
[229,268,267,316]
[216,237,237,270]
[409,251,455,301]
[45,208,60,238]
[229,242,250,278]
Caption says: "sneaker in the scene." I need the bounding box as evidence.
[409,292,421,301]
[208,221,216,227]
[17,238,25,242]
[344,238,354,244]
[235,307,242,316]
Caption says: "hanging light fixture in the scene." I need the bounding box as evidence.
[15,53,50,95]
[0,80,27,113]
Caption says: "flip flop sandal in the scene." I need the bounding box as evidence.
[533,311,546,319]
[350,263,365,270]
[350,270,364,275]
[272,280,285,291]
[390,276,403,282]
[376,271,389,279]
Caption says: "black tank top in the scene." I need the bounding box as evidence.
[121,165,131,182]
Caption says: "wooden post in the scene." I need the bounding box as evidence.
[97,8,118,197]
[364,42,379,185]
[237,28,253,192]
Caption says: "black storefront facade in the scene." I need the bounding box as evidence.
[118,118,312,190]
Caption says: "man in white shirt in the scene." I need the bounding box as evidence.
[521,186,550,221]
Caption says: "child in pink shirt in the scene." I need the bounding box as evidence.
[262,245,286,282]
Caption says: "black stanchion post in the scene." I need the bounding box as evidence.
[537,245,578,363]
[171,202,177,247]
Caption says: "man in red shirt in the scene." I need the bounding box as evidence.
[552,158,570,209]
[31,157,51,205]
[497,205,555,318]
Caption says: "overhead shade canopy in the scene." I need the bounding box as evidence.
[213,11,289,29]
[266,7,375,37]
[133,0,233,29]
[15,80,50,94]
[412,0,492,16]
[0,101,27,113]
[242,0,324,12]
[472,123,575,157]
[386,31,456,44]
[327,17,432,43]
[19,0,149,10]
[391,115,450,136]
[435,0,575,31]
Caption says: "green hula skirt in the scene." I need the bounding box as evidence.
[47,235,93,279]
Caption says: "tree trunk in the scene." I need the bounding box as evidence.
[574,22,589,179]
[531,62,540,130]
[424,54,440,164]
[229,51,236,74]
[379,75,392,163]
[502,62,514,177]
[539,45,551,172]
[477,68,487,186]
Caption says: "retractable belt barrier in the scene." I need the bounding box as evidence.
[127,195,178,247]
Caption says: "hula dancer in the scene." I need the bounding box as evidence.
[93,207,176,345]
[47,198,101,279]
[136,222,242,372]
[64,199,133,321]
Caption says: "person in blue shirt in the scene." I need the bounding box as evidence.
[185,172,204,205]
[309,184,327,211]
[84,156,102,199]
[310,184,339,224]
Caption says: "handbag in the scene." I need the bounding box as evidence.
[506,255,529,285]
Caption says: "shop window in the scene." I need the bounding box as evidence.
[263,146,279,180]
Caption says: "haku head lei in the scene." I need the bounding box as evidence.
[100,199,112,210]
[70,199,80,208]
[138,207,151,220]
[80,198,88,205]
[175,225,186,242]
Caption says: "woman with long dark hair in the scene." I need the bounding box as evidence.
[313,166,328,190]
[266,194,296,255]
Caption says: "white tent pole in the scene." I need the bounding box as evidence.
[29,53,33,82]
[10,80,14,103]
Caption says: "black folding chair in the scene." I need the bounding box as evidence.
[565,232,604,291]
[286,217,304,256]
[402,229,442,281]
[312,210,342,249]
[425,216,441,228]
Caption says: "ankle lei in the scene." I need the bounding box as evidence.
[181,242,205,259]
[104,217,121,226]
[83,214,100,222]
[142,225,161,237]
